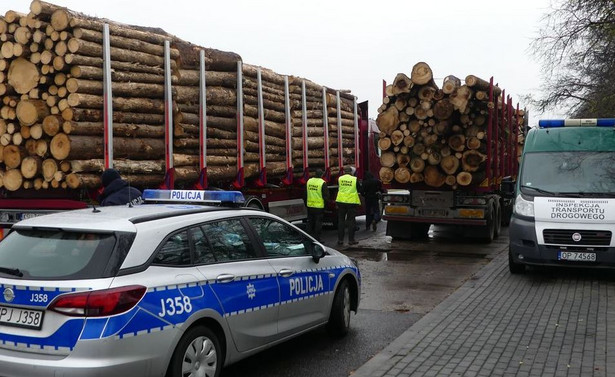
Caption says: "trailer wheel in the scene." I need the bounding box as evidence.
[480,203,496,243]
[244,196,264,210]
[494,200,502,238]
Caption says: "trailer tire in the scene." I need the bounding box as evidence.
[480,203,496,243]
[244,196,264,210]
[494,200,502,239]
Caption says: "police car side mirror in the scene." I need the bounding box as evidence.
[312,243,326,263]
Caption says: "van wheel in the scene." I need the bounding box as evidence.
[327,280,351,337]
[167,326,222,377]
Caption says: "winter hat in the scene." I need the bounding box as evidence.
[101,168,121,187]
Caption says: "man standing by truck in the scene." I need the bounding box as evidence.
[304,169,330,242]
[336,166,362,246]
[98,168,144,207]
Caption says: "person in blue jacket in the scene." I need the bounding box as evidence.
[98,168,143,206]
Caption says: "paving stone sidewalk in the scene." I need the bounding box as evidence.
[351,250,615,377]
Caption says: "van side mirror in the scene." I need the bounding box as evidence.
[501,176,516,198]
[312,243,326,263]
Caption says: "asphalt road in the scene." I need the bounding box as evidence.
[222,218,509,377]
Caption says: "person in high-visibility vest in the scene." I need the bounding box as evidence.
[335,166,362,246]
[304,169,330,241]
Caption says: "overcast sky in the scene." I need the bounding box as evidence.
[7,0,558,124]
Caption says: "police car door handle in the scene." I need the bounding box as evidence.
[278,269,295,277]
[216,274,236,283]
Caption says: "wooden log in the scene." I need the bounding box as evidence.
[380,151,396,168]
[65,78,165,98]
[440,155,460,175]
[66,135,165,160]
[72,27,180,59]
[3,145,26,169]
[21,156,42,179]
[432,99,454,120]
[64,108,165,125]
[442,75,461,94]
[449,85,473,113]
[411,62,432,85]
[461,150,486,172]
[71,64,166,84]
[8,57,39,94]
[42,158,58,181]
[410,157,425,173]
[379,167,394,184]
[67,93,166,113]
[375,106,399,136]
[394,167,411,184]
[3,169,22,191]
[465,75,502,97]
[64,54,165,75]
[424,165,446,187]
[67,38,174,69]
[16,99,49,126]
[391,73,412,95]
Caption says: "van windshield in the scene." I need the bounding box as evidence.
[0,230,118,280]
[520,151,615,195]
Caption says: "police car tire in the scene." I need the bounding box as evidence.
[167,326,223,377]
[326,279,351,337]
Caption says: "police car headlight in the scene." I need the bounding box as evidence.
[514,194,534,218]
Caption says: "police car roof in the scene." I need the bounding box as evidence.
[12,204,233,232]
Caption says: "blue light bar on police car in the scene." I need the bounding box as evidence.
[142,189,245,204]
[539,119,615,128]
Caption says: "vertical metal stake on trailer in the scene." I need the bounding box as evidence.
[255,68,267,186]
[486,77,494,189]
[322,87,331,182]
[506,97,513,177]
[161,40,175,189]
[298,80,309,184]
[232,61,245,189]
[281,76,293,185]
[102,23,113,170]
[336,91,343,177]
[353,97,360,175]
[196,49,208,189]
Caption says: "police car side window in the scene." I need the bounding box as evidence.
[155,231,191,266]
[248,217,309,258]
[191,226,217,264]
[202,219,256,261]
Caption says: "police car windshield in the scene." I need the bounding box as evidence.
[0,230,118,280]
[520,151,615,195]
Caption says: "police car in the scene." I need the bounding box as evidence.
[0,190,361,377]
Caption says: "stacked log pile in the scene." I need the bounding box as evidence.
[0,0,357,192]
[377,62,525,188]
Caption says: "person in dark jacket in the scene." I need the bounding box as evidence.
[98,168,143,206]
[361,171,385,231]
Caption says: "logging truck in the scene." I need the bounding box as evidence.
[0,1,379,237]
[376,62,526,242]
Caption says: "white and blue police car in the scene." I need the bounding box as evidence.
[0,190,361,377]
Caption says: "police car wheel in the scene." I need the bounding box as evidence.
[168,326,222,377]
[326,279,351,337]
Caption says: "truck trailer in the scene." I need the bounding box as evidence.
[376,64,526,242]
[0,2,381,236]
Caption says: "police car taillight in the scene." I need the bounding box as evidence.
[48,285,146,317]
[142,189,245,205]
[539,119,615,128]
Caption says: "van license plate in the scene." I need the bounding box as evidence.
[0,305,44,329]
[558,251,596,262]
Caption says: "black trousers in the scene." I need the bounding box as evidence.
[337,203,358,243]
[365,198,381,227]
[307,207,324,241]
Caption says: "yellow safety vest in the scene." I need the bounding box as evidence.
[336,174,360,205]
[306,177,325,208]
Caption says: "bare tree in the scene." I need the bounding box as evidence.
[532,0,615,117]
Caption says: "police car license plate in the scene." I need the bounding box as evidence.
[0,305,44,329]
[558,251,596,262]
